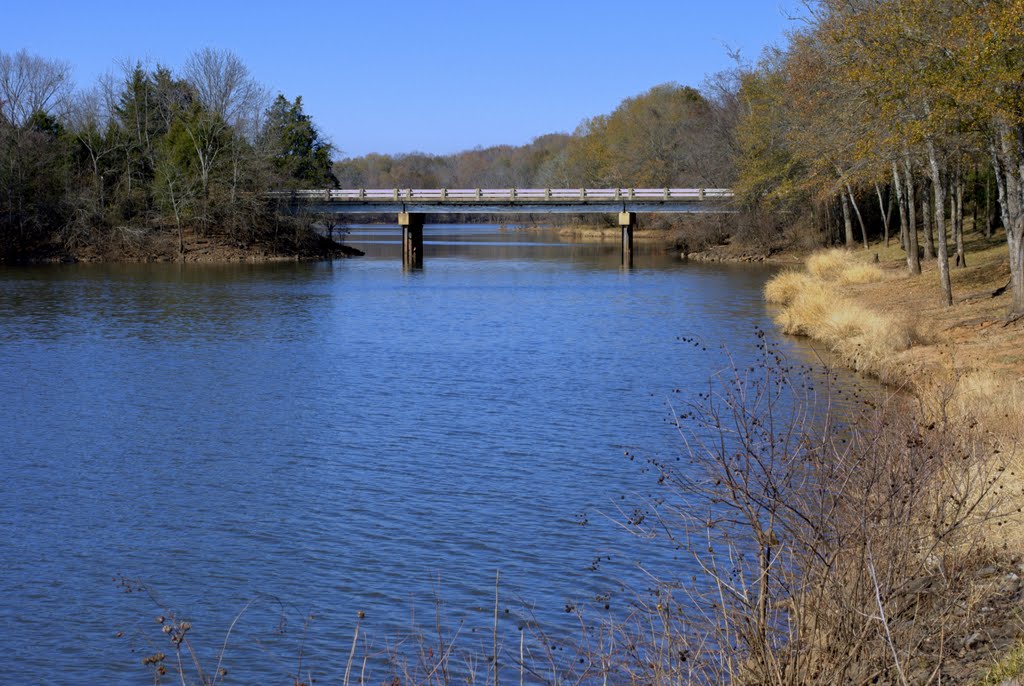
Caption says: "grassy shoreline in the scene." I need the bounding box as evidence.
[764,238,1024,684]
[764,235,1023,441]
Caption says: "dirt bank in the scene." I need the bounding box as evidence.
[14,226,364,264]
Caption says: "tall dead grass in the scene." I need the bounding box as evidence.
[766,250,1023,439]
[803,250,886,285]
[805,249,850,281]
[768,267,919,380]
[763,270,815,306]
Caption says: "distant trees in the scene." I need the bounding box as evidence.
[8,4,1023,299]
[0,47,338,261]
[332,135,573,190]
[332,83,735,193]
[553,83,733,188]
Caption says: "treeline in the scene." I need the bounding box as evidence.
[0,48,336,261]
[732,0,1024,314]
[333,83,737,189]
[333,81,739,235]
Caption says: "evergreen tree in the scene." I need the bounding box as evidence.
[261,95,335,188]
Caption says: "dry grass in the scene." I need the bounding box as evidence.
[771,267,919,379]
[765,233,1024,557]
[757,238,1024,685]
[802,248,887,284]
[805,249,850,280]
[763,269,816,305]
[955,371,1024,435]
[836,262,886,284]
[767,236,1023,425]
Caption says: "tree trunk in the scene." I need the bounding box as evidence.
[986,164,995,238]
[903,154,921,275]
[1010,219,1024,316]
[876,183,892,247]
[846,182,868,248]
[926,139,953,306]
[954,166,966,267]
[922,180,934,260]
[841,192,854,247]
[893,162,909,255]
[994,122,1024,315]
[972,162,979,237]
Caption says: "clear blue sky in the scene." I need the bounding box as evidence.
[1,0,801,157]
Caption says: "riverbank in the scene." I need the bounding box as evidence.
[764,235,1024,684]
[766,234,1023,439]
[9,225,364,264]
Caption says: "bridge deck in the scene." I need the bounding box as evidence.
[268,188,735,214]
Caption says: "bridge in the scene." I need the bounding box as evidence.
[267,188,735,268]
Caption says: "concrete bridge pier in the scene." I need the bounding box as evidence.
[619,212,636,267]
[399,212,424,269]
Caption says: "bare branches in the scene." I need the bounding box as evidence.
[183,48,268,135]
[0,49,73,126]
[623,337,1010,685]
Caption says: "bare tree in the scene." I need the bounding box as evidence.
[183,48,265,130]
[0,49,74,126]
[67,87,120,210]
[182,48,269,209]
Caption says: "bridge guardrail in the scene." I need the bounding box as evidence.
[267,188,734,202]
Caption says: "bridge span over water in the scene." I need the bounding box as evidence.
[267,188,735,268]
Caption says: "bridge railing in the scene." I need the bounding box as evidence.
[268,188,734,202]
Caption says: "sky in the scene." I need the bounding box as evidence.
[1,0,802,158]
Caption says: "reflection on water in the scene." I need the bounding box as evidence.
[343,223,680,266]
[0,227,869,682]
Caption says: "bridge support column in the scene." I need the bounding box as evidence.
[619,212,635,267]
[399,212,424,269]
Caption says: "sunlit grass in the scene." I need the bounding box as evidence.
[836,262,886,285]
[805,249,850,281]
[977,638,1024,686]
[775,280,918,377]
[763,270,815,305]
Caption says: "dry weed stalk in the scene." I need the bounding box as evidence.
[617,334,1010,685]
[115,576,261,686]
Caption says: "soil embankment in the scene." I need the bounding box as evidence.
[14,227,364,264]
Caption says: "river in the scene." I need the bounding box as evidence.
[0,226,841,683]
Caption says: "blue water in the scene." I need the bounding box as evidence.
[0,230,831,683]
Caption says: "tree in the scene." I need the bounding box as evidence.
[0,109,71,257]
[261,94,335,188]
[733,50,808,219]
[183,48,263,128]
[0,49,73,126]
[183,48,268,208]
[959,1,1024,315]
[68,88,120,213]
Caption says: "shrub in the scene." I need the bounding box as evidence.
[620,338,1011,685]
